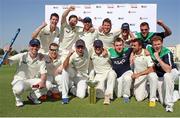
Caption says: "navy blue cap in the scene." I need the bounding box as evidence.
[121,23,129,30]
[29,39,40,46]
[75,39,85,47]
[93,40,103,48]
[83,17,92,23]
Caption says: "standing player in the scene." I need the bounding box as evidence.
[147,36,179,112]
[79,17,98,50]
[135,20,172,48]
[3,39,47,107]
[90,40,116,105]
[118,23,135,47]
[59,6,83,51]
[131,39,158,107]
[32,13,60,53]
[62,39,90,103]
[97,18,120,48]
[108,38,133,103]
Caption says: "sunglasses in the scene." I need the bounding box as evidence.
[49,48,58,52]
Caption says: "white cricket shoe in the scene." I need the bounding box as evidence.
[165,105,174,112]
[16,100,23,107]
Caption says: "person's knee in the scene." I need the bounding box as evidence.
[46,81,53,90]
[77,81,87,99]
[135,94,145,102]
[12,81,24,95]
[108,70,117,79]
[164,73,173,83]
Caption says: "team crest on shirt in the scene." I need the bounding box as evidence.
[43,33,50,35]
[22,60,28,64]
[65,29,70,33]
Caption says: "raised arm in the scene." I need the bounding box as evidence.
[63,49,75,70]
[32,21,47,39]
[61,6,75,25]
[157,20,172,37]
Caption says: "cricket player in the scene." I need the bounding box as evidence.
[135,20,172,48]
[97,18,120,48]
[78,17,98,50]
[59,6,83,51]
[131,39,158,107]
[4,39,47,107]
[108,38,133,103]
[32,13,60,54]
[89,40,116,105]
[34,43,69,102]
[147,36,179,112]
[62,39,90,103]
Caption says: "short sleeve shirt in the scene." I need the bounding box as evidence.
[109,47,132,77]
[59,22,83,50]
[90,49,112,74]
[9,52,47,79]
[37,25,60,53]
[133,49,154,73]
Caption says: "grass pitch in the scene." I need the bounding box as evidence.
[0,65,180,117]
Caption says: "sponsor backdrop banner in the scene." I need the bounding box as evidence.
[45,4,157,32]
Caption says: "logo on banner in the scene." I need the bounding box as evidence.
[94,17,103,20]
[53,6,59,9]
[83,11,91,14]
[130,23,135,26]
[128,10,136,13]
[130,4,137,8]
[118,17,124,20]
[117,5,125,8]
[84,5,91,9]
[140,17,148,20]
[107,5,114,8]
[141,5,147,8]
[107,11,113,14]
[96,5,101,8]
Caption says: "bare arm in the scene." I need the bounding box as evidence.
[63,49,75,70]
[157,20,172,37]
[36,73,47,89]
[61,6,75,25]
[129,31,135,40]
[32,21,47,39]
[154,52,172,72]
[132,66,154,79]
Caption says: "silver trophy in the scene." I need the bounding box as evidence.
[86,80,99,104]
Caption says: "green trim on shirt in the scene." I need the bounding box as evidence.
[136,32,154,41]
[108,47,128,58]
[147,45,170,61]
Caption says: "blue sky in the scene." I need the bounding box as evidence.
[0,0,180,51]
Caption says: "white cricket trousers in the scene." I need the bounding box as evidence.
[33,69,70,99]
[134,72,158,102]
[93,70,116,99]
[11,75,43,102]
[158,68,179,107]
[63,67,88,99]
[115,70,133,98]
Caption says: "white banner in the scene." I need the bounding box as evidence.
[45,4,157,32]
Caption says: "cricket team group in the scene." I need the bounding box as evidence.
[4,6,180,112]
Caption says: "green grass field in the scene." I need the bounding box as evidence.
[0,65,180,117]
